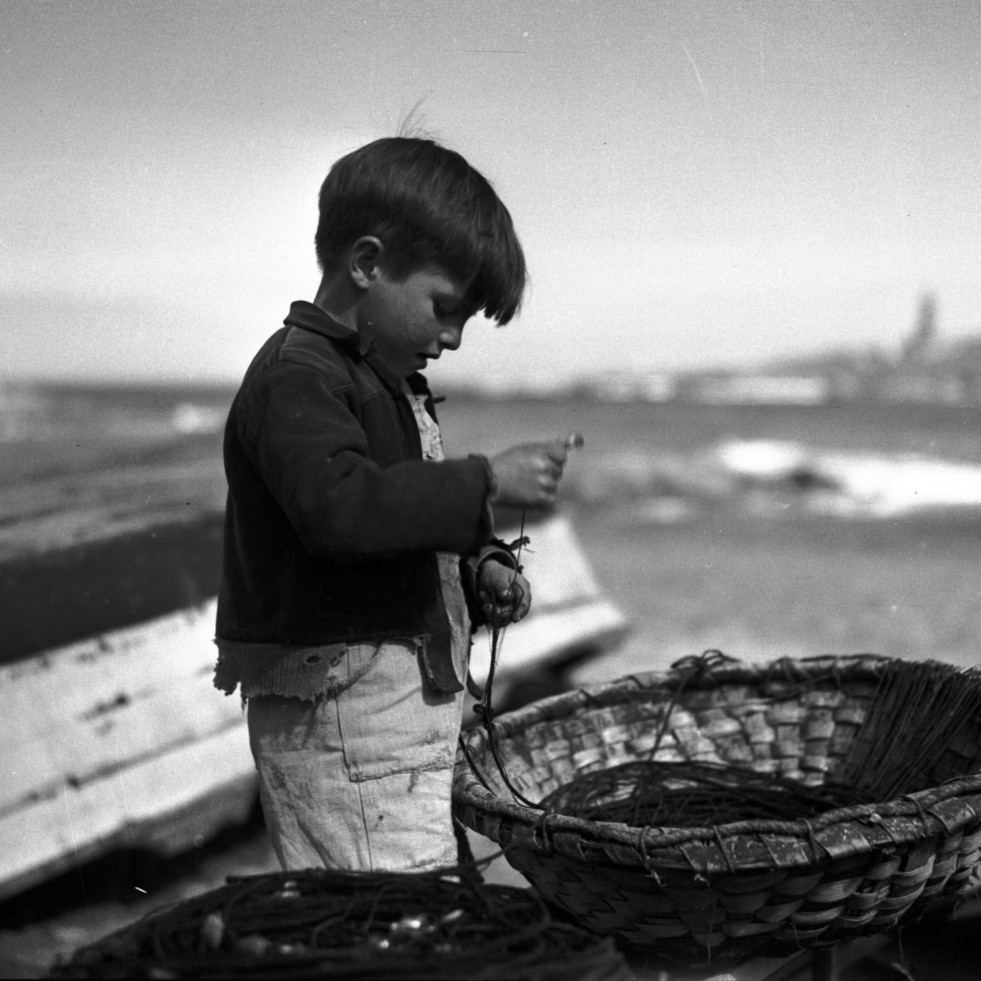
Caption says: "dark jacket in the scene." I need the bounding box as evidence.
[215,301,498,692]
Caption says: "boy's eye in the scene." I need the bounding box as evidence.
[433,301,454,318]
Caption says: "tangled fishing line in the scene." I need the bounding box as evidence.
[51,867,627,980]
[536,655,981,829]
[539,759,866,827]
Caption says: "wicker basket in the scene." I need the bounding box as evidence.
[453,654,981,958]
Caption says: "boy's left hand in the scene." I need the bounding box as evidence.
[477,560,531,626]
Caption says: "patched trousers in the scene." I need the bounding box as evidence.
[246,639,467,872]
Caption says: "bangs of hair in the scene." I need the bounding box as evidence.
[316,139,526,324]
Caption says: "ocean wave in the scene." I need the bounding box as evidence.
[171,402,226,435]
[563,439,981,521]
[717,439,981,517]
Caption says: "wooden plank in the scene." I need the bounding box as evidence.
[1,601,219,705]
[0,457,226,560]
[0,455,225,663]
[0,615,245,812]
[0,514,223,664]
[0,724,256,900]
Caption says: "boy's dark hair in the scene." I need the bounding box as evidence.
[315,138,526,324]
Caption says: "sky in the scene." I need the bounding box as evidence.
[2,0,980,387]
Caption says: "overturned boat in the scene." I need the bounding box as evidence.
[0,385,628,900]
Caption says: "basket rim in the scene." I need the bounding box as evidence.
[454,654,981,873]
[471,653,978,739]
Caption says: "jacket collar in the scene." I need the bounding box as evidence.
[284,300,432,399]
[405,371,432,398]
[284,301,375,358]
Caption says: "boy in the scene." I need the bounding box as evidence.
[214,136,574,872]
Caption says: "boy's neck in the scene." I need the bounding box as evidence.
[312,272,359,332]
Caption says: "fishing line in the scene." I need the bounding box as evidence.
[471,506,542,809]
[467,432,584,810]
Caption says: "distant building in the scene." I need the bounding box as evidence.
[586,370,676,403]
[901,293,938,364]
[680,373,830,406]
[868,369,966,404]
[453,371,576,400]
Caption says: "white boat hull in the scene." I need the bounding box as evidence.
[1,513,627,899]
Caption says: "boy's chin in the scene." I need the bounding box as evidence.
[381,353,424,377]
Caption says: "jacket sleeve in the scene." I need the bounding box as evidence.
[237,361,494,559]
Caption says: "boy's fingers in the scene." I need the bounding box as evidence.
[545,442,568,465]
[514,588,531,620]
[546,432,582,464]
[480,577,530,623]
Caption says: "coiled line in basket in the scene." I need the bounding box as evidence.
[51,867,629,980]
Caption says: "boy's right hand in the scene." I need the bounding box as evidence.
[489,434,580,508]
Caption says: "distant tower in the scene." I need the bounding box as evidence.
[902,293,937,362]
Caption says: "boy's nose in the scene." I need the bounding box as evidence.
[439,326,463,351]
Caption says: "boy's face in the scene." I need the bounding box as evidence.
[358,263,475,377]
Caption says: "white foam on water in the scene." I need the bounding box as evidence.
[714,438,981,517]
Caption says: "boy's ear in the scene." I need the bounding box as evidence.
[349,236,384,290]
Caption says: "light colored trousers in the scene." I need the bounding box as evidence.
[247,639,467,872]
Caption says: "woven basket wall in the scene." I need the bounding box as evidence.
[453,654,981,958]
